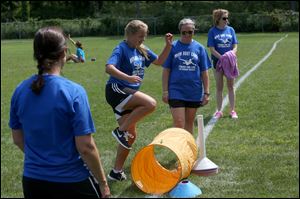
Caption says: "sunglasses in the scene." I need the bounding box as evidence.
[181,31,194,35]
[222,17,229,21]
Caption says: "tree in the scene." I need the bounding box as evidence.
[1,1,21,22]
[21,1,30,21]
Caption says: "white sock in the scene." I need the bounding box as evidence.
[113,169,122,173]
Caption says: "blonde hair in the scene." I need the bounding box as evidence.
[178,18,196,31]
[125,20,149,60]
[212,9,229,26]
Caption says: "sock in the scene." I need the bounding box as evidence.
[113,169,122,173]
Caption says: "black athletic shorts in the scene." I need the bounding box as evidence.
[105,83,137,120]
[168,99,202,108]
[22,175,101,198]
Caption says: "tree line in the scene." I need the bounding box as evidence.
[1,1,299,22]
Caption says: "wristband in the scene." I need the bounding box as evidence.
[204,92,210,96]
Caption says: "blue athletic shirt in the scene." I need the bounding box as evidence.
[9,74,95,183]
[207,25,238,62]
[163,40,212,101]
[76,48,85,61]
[106,41,158,90]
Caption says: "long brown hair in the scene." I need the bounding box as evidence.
[31,26,66,94]
[125,20,149,60]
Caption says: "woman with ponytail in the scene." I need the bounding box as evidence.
[105,20,173,181]
[9,27,110,198]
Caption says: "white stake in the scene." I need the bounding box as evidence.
[196,115,206,160]
[192,115,218,175]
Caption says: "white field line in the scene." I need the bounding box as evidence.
[203,34,288,140]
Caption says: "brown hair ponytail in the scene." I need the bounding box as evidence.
[31,64,45,94]
[31,27,66,94]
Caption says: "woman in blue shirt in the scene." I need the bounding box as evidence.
[105,20,173,181]
[9,27,110,198]
[207,9,239,119]
[162,18,212,134]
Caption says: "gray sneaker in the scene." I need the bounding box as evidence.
[112,127,132,150]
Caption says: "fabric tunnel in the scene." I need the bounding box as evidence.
[131,127,198,195]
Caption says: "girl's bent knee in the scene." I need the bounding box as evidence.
[146,99,157,112]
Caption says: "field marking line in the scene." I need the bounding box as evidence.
[203,34,288,140]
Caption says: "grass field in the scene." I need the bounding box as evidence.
[1,32,299,198]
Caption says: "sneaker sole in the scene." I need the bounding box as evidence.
[111,131,132,150]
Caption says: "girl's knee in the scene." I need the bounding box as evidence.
[227,85,234,92]
[173,118,185,128]
[146,98,157,112]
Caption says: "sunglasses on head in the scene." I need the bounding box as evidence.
[181,30,194,35]
[222,17,229,21]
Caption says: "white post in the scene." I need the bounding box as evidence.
[192,115,218,175]
[196,115,206,160]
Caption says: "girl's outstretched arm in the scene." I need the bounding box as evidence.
[152,33,173,65]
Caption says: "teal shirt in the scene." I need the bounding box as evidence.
[76,48,85,61]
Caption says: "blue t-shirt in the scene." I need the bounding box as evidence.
[207,25,238,62]
[9,74,95,182]
[163,40,212,101]
[76,48,85,61]
[106,41,158,90]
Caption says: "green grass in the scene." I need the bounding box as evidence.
[1,32,299,198]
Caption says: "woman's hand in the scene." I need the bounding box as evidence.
[100,183,111,198]
[126,75,142,83]
[201,94,210,106]
[165,33,173,47]
[162,91,169,104]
